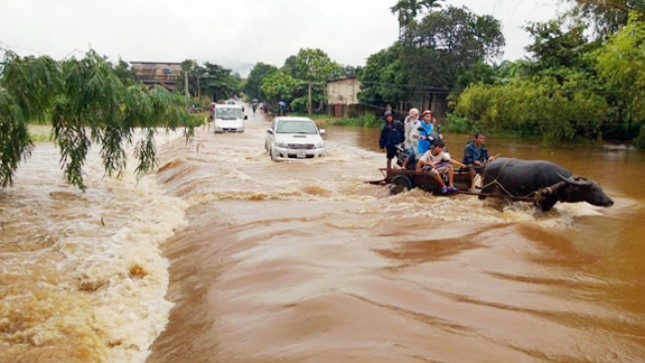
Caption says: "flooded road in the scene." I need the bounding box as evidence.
[0,132,187,363]
[146,111,645,363]
[1,110,643,363]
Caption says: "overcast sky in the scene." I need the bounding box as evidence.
[1,0,570,76]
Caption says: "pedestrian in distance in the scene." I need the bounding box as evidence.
[278,100,287,116]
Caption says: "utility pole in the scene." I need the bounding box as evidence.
[308,80,312,114]
[184,71,189,110]
[197,76,201,99]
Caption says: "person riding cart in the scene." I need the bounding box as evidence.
[463,132,496,191]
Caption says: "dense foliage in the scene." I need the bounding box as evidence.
[358,44,408,109]
[257,48,345,113]
[177,60,241,103]
[401,6,504,89]
[358,6,504,112]
[0,50,192,189]
[390,0,444,37]
[244,62,278,100]
[452,11,645,147]
[569,0,645,37]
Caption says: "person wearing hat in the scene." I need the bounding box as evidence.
[403,108,420,151]
[378,111,405,170]
[402,110,436,169]
[412,110,437,156]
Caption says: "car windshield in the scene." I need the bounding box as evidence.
[215,108,243,120]
[276,120,318,134]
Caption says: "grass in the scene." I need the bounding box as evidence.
[28,125,54,143]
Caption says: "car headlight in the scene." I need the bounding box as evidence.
[316,141,325,148]
[276,142,288,148]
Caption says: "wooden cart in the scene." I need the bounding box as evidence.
[373,167,473,195]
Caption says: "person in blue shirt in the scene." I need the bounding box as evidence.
[462,132,495,191]
[412,110,438,156]
[379,111,404,170]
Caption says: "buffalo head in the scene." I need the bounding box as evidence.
[558,174,614,207]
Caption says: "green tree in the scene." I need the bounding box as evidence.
[593,12,645,147]
[401,6,504,90]
[524,16,598,76]
[244,62,278,100]
[282,55,298,78]
[454,77,607,143]
[200,62,241,101]
[293,48,343,113]
[111,58,135,82]
[260,70,299,107]
[567,0,645,37]
[0,50,192,189]
[357,43,409,110]
[454,62,497,92]
[390,0,444,37]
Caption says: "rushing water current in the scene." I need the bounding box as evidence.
[1,110,644,363]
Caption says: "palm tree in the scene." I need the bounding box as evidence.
[390,0,444,38]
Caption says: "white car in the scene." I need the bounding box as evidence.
[265,117,326,160]
[213,104,246,133]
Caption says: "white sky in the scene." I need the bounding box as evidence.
[0,0,570,76]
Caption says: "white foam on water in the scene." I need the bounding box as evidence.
[0,129,188,363]
[78,131,189,363]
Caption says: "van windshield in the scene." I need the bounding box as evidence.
[276,120,318,134]
[215,108,243,120]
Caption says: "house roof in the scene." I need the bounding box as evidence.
[326,76,358,83]
[129,61,183,65]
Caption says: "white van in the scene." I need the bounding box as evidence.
[213,104,246,133]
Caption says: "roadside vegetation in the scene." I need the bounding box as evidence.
[453,11,645,148]
[0,50,199,189]
[244,48,357,114]
[246,0,645,149]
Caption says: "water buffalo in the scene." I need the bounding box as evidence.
[479,157,614,212]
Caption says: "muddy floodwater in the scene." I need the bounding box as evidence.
[1,110,644,363]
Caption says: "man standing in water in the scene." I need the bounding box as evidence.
[379,111,404,170]
[463,132,495,191]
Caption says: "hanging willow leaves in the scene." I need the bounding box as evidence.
[0,91,32,187]
[0,49,193,190]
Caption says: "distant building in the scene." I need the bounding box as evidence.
[326,76,362,118]
[130,61,183,90]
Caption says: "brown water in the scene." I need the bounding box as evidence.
[0,132,187,363]
[147,114,644,363]
[1,112,644,363]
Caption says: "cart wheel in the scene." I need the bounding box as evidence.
[390,175,414,195]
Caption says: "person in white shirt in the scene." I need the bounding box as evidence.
[403,108,420,151]
[416,139,457,194]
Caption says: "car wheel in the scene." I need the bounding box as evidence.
[390,175,414,195]
[269,147,277,160]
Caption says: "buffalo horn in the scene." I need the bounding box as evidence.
[558,173,592,186]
